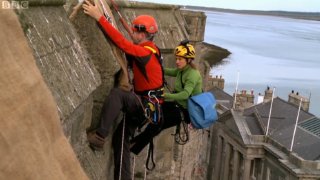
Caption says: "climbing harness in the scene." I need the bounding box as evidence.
[144,93,161,124]
[133,45,165,127]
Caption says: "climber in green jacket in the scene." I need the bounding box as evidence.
[163,48,202,108]
[130,39,202,154]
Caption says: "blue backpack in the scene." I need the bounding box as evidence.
[187,92,218,129]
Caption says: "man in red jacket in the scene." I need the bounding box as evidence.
[83,1,164,179]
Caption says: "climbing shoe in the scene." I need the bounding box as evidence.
[87,131,105,151]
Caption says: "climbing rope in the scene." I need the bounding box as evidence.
[143,144,149,180]
[174,110,189,145]
[132,155,136,180]
[119,114,126,180]
[145,139,155,171]
[109,0,134,39]
[96,0,113,24]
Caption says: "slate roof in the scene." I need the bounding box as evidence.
[242,97,320,160]
[243,97,314,135]
[299,117,320,137]
[272,124,320,160]
[209,87,234,111]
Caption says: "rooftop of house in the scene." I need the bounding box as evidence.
[242,97,320,160]
[209,81,320,161]
[243,97,315,134]
[299,117,320,137]
[209,87,233,112]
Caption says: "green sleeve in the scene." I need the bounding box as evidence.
[164,68,178,77]
[164,72,199,100]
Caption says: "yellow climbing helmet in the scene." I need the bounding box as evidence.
[174,39,195,59]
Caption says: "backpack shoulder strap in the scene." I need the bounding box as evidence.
[143,46,162,63]
[144,46,157,54]
[143,45,165,87]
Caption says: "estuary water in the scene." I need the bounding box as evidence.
[205,11,320,117]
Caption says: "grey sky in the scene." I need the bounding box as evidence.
[136,0,320,12]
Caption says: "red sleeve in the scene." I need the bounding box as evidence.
[98,16,150,57]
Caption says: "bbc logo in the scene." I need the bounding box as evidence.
[2,1,29,9]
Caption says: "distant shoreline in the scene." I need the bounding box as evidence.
[184,5,320,21]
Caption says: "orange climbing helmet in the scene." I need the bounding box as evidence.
[132,15,158,34]
[175,40,196,59]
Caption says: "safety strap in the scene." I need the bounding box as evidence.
[145,140,156,171]
[173,105,189,145]
[143,46,165,88]
[180,70,184,88]
[137,87,164,100]
[143,46,157,54]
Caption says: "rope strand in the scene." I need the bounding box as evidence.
[132,155,135,180]
[119,115,126,180]
[143,144,149,180]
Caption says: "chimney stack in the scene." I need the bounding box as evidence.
[207,75,225,90]
[233,89,255,110]
[288,90,310,112]
[264,86,273,102]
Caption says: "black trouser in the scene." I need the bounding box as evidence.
[97,88,143,138]
[130,101,190,155]
[96,88,144,180]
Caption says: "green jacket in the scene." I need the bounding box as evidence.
[164,65,202,108]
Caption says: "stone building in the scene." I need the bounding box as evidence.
[208,86,320,180]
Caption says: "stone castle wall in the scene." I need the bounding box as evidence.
[14,0,229,179]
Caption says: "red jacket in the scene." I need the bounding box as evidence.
[98,16,163,92]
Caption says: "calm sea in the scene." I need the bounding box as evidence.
[205,11,320,117]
